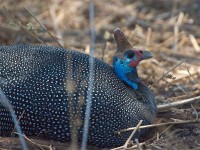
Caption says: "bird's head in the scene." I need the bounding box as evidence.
[113,28,153,89]
[123,49,153,67]
[113,49,153,70]
[113,28,153,67]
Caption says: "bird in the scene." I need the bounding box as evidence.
[0,29,157,148]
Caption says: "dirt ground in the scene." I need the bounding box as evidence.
[0,0,200,149]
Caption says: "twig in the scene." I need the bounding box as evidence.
[49,5,64,47]
[124,120,143,149]
[157,31,184,47]
[157,95,200,110]
[18,22,47,45]
[135,139,141,150]
[146,27,152,47]
[0,90,28,150]
[191,104,199,120]
[81,0,95,150]
[111,145,124,150]
[174,12,184,51]
[24,7,63,48]
[150,144,163,150]
[2,6,47,45]
[101,41,107,61]
[174,25,178,51]
[186,68,199,83]
[126,142,145,150]
[11,110,25,136]
[15,132,52,150]
[111,120,143,150]
[189,34,200,52]
[144,124,173,145]
[176,12,184,25]
[149,61,184,88]
[116,119,199,134]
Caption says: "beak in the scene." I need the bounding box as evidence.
[142,50,153,60]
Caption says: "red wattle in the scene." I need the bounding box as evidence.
[129,60,139,67]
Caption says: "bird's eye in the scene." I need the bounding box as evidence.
[127,51,135,59]
[139,50,143,54]
[120,60,123,64]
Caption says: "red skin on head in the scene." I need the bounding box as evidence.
[129,60,139,67]
[128,50,143,67]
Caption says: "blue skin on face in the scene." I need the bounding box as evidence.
[113,56,139,90]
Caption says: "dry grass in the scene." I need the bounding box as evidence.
[0,0,200,149]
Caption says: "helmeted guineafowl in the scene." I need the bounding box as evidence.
[0,29,157,147]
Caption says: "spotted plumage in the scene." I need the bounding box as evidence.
[0,44,157,147]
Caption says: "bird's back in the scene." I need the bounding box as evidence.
[0,44,156,147]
